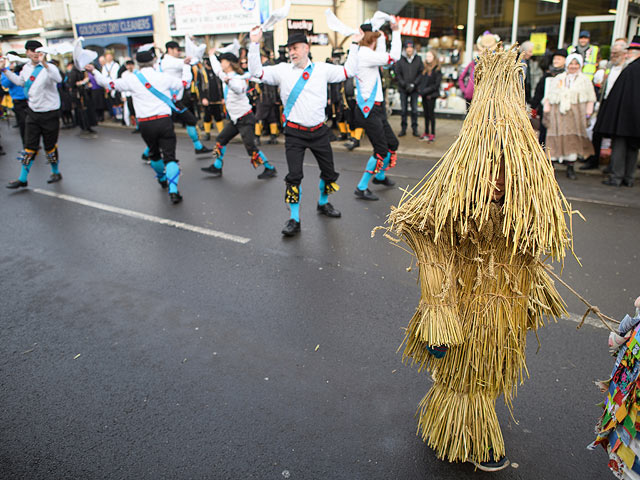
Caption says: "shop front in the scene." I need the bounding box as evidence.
[74,15,155,59]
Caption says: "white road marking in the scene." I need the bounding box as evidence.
[32,188,251,244]
[565,196,631,209]
[563,312,611,330]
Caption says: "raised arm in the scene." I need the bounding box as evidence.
[85,64,131,93]
[43,62,62,83]
[358,26,401,68]
[248,27,280,85]
[207,50,224,80]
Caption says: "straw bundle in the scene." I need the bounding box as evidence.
[383,45,573,464]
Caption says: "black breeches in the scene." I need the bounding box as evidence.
[138,116,177,165]
[203,104,225,123]
[346,99,356,130]
[173,98,198,127]
[217,113,258,156]
[283,125,339,186]
[13,99,28,144]
[355,104,399,158]
[24,108,60,152]
[422,96,436,135]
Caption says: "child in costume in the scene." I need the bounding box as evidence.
[591,296,640,479]
[382,45,573,471]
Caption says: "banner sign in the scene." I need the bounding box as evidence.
[396,17,431,38]
[168,0,269,35]
[75,16,154,38]
[530,32,547,56]
[287,19,314,31]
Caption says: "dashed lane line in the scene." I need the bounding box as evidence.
[32,188,251,244]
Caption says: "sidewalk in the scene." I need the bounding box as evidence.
[99,114,636,178]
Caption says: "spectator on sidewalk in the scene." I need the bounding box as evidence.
[520,41,534,105]
[581,39,627,171]
[600,36,640,187]
[531,50,567,146]
[418,50,441,142]
[568,30,600,81]
[394,40,422,137]
[458,32,500,107]
[542,53,596,180]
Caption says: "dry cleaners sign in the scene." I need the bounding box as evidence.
[75,16,154,38]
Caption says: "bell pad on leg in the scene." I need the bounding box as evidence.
[250,151,264,169]
[20,149,37,166]
[285,183,300,204]
[45,146,59,165]
[323,181,340,195]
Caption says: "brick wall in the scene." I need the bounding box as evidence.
[13,0,44,31]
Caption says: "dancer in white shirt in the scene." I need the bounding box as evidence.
[87,48,186,204]
[248,27,362,237]
[3,40,63,189]
[200,50,276,180]
[353,21,402,201]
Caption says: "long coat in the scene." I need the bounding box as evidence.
[594,57,640,140]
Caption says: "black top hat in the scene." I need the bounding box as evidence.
[25,40,43,51]
[165,41,180,50]
[219,52,239,63]
[629,35,640,50]
[287,31,308,47]
[360,23,372,32]
[552,49,568,58]
[136,49,156,63]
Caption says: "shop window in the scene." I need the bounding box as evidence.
[29,0,45,9]
[482,0,504,18]
[537,0,562,15]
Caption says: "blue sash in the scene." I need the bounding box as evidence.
[356,77,378,118]
[23,64,43,98]
[134,71,186,113]
[282,63,314,126]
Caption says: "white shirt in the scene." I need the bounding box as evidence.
[93,67,184,119]
[4,62,62,112]
[249,42,358,127]
[101,61,120,81]
[160,55,192,100]
[356,30,401,102]
[208,55,251,123]
[604,64,623,99]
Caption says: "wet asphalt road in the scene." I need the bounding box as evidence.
[1,122,639,479]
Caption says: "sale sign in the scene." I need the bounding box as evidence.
[396,17,431,38]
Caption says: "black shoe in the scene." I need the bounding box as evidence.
[622,179,634,187]
[317,202,341,218]
[158,178,168,189]
[141,152,149,161]
[345,138,360,151]
[398,130,406,137]
[6,179,27,189]
[566,165,577,180]
[372,177,395,187]
[87,128,97,134]
[602,178,622,186]
[281,218,301,237]
[579,161,599,170]
[257,167,277,179]
[471,450,510,472]
[0,148,6,156]
[338,133,349,141]
[170,192,183,204]
[195,146,213,155]
[132,129,140,134]
[412,130,420,137]
[203,132,211,141]
[603,166,613,174]
[354,188,378,201]
[47,173,62,184]
[201,164,222,177]
[267,135,278,145]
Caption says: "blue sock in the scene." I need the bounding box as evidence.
[375,153,391,181]
[259,151,274,169]
[219,145,227,160]
[357,156,377,191]
[318,179,328,206]
[289,202,300,222]
[150,159,166,181]
[187,125,203,150]
[50,162,60,175]
[166,161,180,194]
[19,160,33,182]
[213,158,223,169]
[143,146,150,157]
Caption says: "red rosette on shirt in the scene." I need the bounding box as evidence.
[29,76,35,81]
[182,80,188,88]
[145,82,151,89]
[363,106,370,114]
[302,71,310,80]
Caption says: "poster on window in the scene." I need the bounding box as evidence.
[168,0,270,35]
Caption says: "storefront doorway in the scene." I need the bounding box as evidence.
[572,15,616,46]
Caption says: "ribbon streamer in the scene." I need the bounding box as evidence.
[185,35,206,65]
[324,9,357,37]
[370,11,393,31]
[260,0,290,32]
[36,43,74,56]
[73,37,98,70]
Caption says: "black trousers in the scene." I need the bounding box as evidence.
[173,96,198,127]
[138,116,177,164]
[255,101,279,125]
[346,99,356,131]
[203,103,225,123]
[610,136,640,184]
[355,104,399,159]
[13,99,28,144]
[24,108,60,152]
[284,124,339,186]
[217,113,258,156]
[422,96,436,135]
[400,90,418,131]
